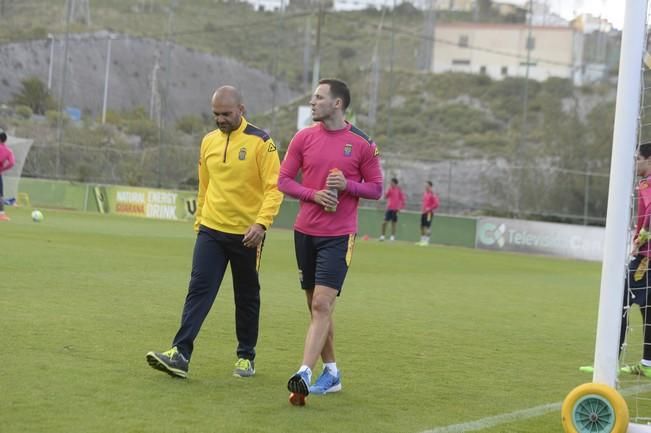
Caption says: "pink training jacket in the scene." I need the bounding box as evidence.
[636,177,651,257]
[421,190,439,213]
[0,144,15,174]
[279,122,383,236]
[385,186,405,211]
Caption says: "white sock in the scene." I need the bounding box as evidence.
[641,359,651,367]
[390,235,395,241]
[298,365,312,382]
[324,362,338,375]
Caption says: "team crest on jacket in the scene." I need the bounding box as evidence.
[239,148,247,160]
[344,143,353,157]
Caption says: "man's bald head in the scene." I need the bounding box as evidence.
[212,86,242,105]
[211,85,244,133]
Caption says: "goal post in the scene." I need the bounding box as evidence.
[562,1,650,432]
[592,0,647,390]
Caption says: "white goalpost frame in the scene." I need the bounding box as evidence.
[592,0,649,431]
[3,136,34,203]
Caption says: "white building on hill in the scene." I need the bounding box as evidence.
[333,0,393,11]
[244,0,287,11]
[333,0,473,12]
[430,22,585,85]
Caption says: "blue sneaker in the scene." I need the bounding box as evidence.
[146,347,189,378]
[309,368,341,395]
[287,370,311,397]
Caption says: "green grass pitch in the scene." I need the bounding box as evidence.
[0,207,634,432]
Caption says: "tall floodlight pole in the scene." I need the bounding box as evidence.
[519,0,533,157]
[311,2,324,91]
[302,15,312,93]
[150,55,161,121]
[513,0,534,216]
[368,9,386,137]
[270,0,285,135]
[159,0,176,188]
[387,0,396,147]
[56,0,73,178]
[419,0,435,71]
[101,34,114,124]
[47,34,55,90]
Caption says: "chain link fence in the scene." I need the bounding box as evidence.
[20,140,610,226]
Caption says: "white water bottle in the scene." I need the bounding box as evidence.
[324,168,341,212]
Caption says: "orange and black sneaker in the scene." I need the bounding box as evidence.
[287,370,310,406]
[289,392,306,406]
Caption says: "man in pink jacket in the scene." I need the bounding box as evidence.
[379,177,405,241]
[0,130,15,222]
[417,181,440,246]
[278,78,383,405]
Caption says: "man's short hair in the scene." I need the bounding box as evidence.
[391,177,398,184]
[0,130,6,143]
[318,78,351,111]
[426,181,433,187]
[640,142,651,159]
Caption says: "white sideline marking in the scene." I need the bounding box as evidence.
[420,384,651,433]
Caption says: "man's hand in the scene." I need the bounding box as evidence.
[242,223,266,248]
[633,228,651,255]
[326,170,347,191]
[314,189,338,209]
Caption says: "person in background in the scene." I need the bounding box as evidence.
[145,86,283,379]
[581,142,651,378]
[417,181,439,246]
[278,78,383,405]
[379,177,405,241]
[0,130,15,222]
[619,142,651,378]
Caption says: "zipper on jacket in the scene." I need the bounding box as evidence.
[223,132,231,163]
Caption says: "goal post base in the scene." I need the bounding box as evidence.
[562,383,629,433]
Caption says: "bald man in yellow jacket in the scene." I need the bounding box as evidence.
[146,86,283,379]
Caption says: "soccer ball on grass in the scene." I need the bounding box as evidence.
[31,210,44,222]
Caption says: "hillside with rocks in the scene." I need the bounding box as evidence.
[0,32,300,120]
[0,1,626,223]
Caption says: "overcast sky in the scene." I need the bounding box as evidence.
[499,0,626,29]
[554,0,624,29]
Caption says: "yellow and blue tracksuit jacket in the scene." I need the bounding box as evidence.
[195,117,283,234]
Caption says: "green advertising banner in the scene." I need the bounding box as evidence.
[19,179,477,249]
[94,185,197,221]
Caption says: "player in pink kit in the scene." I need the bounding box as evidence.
[278,79,383,405]
[417,181,440,246]
[618,142,651,377]
[379,177,406,241]
[0,130,15,221]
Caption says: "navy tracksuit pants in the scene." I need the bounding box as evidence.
[173,225,261,362]
[620,255,651,360]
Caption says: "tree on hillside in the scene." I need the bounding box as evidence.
[11,76,56,115]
